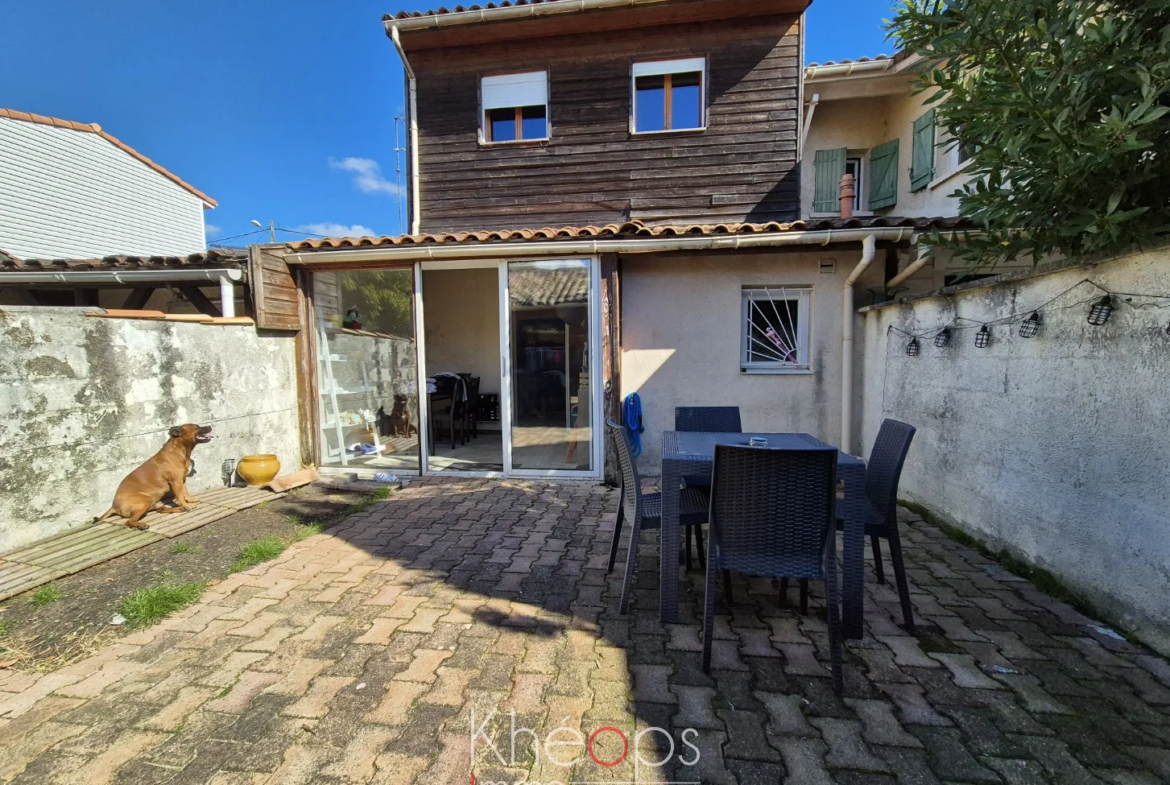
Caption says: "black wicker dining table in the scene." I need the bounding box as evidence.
[660,431,868,639]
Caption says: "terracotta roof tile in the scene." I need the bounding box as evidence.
[0,108,216,207]
[387,0,574,21]
[0,250,246,273]
[286,217,974,252]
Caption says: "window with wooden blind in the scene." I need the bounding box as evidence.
[481,71,549,143]
[911,109,936,191]
[868,139,900,209]
[632,57,706,133]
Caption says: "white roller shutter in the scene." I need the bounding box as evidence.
[481,71,548,110]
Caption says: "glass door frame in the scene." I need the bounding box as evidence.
[414,256,603,480]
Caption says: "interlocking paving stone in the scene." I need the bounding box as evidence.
[2,477,1170,784]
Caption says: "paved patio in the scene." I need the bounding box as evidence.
[1,478,1169,785]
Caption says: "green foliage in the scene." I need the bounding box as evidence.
[339,269,414,336]
[0,618,14,637]
[292,523,324,542]
[170,542,198,555]
[230,536,288,572]
[31,583,62,607]
[118,582,206,628]
[889,0,1170,267]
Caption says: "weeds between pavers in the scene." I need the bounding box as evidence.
[30,582,62,607]
[230,536,287,572]
[117,582,207,628]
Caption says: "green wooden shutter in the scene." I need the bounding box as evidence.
[910,109,936,191]
[813,148,847,213]
[868,139,900,210]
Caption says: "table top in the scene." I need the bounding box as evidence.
[662,431,865,467]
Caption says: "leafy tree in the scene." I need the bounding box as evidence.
[889,0,1170,267]
[340,269,414,336]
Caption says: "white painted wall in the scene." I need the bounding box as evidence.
[0,118,208,259]
[620,249,886,474]
[421,267,502,395]
[857,248,1170,652]
[0,307,301,552]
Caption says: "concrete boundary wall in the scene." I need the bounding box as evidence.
[858,248,1170,651]
[0,307,301,552]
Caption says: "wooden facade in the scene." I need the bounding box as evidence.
[410,10,803,232]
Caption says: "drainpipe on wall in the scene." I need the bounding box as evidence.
[840,234,877,456]
[390,25,421,235]
[886,239,932,288]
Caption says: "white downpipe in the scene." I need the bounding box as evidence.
[287,227,911,266]
[390,26,421,235]
[840,234,877,455]
[218,274,236,318]
[886,242,932,288]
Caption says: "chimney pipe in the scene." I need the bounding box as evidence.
[839,172,855,219]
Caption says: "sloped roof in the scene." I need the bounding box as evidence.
[0,250,246,273]
[0,108,217,207]
[387,0,575,20]
[510,267,589,307]
[287,217,973,252]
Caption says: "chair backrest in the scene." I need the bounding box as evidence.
[606,418,642,523]
[709,445,838,578]
[865,419,917,526]
[675,406,743,433]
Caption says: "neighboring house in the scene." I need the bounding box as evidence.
[801,54,1028,290]
[0,108,216,260]
[249,0,970,482]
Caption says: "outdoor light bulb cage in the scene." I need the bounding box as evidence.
[975,325,991,348]
[1088,296,1113,326]
[906,338,920,356]
[934,329,951,348]
[1019,312,1041,338]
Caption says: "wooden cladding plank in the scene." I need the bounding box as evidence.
[415,14,801,232]
[9,524,162,572]
[250,246,302,332]
[0,560,66,602]
[146,506,235,538]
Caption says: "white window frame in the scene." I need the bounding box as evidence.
[740,286,812,374]
[630,56,707,135]
[480,70,550,145]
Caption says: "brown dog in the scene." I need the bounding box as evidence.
[96,424,213,529]
[389,394,417,438]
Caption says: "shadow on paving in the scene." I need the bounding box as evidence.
[3,476,1170,785]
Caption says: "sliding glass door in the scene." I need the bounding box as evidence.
[501,259,599,476]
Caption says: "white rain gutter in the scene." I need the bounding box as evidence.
[804,59,896,82]
[390,25,421,235]
[0,268,244,316]
[886,242,933,288]
[285,227,911,266]
[840,234,877,455]
[385,0,676,32]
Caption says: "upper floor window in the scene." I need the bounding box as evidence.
[482,71,549,143]
[632,57,706,134]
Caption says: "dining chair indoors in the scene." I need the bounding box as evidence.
[606,419,710,614]
[703,444,844,693]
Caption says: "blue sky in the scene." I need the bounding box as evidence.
[0,0,897,246]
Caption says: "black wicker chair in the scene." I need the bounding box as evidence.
[704,444,844,694]
[606,419,709,614]
[847,418,917,630]
[675,407,742,568]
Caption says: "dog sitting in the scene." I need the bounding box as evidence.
[96,424,213,529]
[389,394,417,438]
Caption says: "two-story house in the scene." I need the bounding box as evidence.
[261,0,966,480]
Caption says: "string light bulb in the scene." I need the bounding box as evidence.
[1088,296,1113,326]
[1019,312,1041,338]
[934,329,951,348]
[974,325,991,348]
[906,338,920,356]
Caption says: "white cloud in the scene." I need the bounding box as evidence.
[204,223,222,238]
[294,222,376,239]
[328,157,401,196]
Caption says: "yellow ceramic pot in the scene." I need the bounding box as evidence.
[237,454,280,486]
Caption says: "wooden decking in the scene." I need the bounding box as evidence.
[0,486,284,602]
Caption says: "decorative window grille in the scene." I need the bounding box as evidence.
[740,287,812,373]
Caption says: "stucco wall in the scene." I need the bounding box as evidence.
[421,268,501,396]
[0,307,301,552]
[857,248,1170,651]
[619,249,885,474]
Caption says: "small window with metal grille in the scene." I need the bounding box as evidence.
[741,287,812,373]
